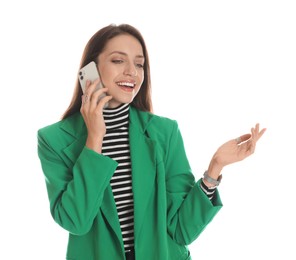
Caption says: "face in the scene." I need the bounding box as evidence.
[97,34,145,108]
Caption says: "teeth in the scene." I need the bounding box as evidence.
[117,82,134,88]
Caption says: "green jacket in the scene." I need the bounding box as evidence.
[37,106,222,260]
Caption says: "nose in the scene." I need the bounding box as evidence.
[123,62,137,77]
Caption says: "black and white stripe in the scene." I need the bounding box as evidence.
[200,179,217,200]
[102,103,134,252]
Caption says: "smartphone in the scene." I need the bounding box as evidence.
[78,61,108,106]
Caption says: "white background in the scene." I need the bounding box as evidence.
[1,0,295,259]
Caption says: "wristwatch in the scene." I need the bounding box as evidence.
[203,170,222,186]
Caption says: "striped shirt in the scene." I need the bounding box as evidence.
[102,103,134,252]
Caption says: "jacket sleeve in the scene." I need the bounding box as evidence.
[165,121,223,245]
[37,129,118,235]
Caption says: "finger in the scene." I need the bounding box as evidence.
[84,80,91,94]
[252,123,266,141]
[90,88,110,109]
[85,77,102,95]
[251,126,255,138]
[92,87,109,100]
[80,94,89,115]
[90,77,102,91]
[254,123,260,136]
[255,123,259,131]
[235,134,251,144]
[96,95,113,110]
[81,94,90,105]
[257,127,267,140]
[83,81,92,104]
[85,82,105,109]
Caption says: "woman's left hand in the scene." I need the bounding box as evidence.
[213,123,266,168]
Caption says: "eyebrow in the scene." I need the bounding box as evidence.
[109,51,144,59]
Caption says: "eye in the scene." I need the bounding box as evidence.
[136,63,144,68]
[112,59,124,64]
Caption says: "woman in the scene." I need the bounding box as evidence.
[37,24,266,260]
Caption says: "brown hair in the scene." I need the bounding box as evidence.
[62,24,153,119]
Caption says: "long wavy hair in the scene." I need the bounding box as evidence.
[62,24,153,119]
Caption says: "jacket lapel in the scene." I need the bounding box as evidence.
[100,186,124,245]
[129,108,157,242]
[60,113,87,164]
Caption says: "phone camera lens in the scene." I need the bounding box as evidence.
[80,76,84,80]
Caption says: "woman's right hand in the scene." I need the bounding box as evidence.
[80,78,113,153]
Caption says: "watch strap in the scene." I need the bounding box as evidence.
[203,170,222,186]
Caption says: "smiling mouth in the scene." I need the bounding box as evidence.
[117,82,135,89]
